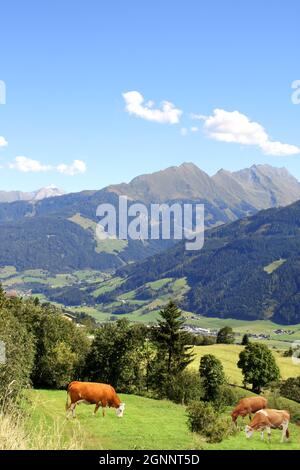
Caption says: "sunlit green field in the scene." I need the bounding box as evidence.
[25,390,300,450]
[190,344,300,385]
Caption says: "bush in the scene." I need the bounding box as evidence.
[186,401,235,443]
[213,385,239,411]
[267,391,300,425]
[165,370,203,404]
[206,415,236,443]
[187,401,217,434]
[280,376,300,403]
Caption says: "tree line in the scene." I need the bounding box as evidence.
[0,287,294,407]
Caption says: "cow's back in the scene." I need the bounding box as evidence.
[68,381,119,405]
[251,409,290,429]
[238,396,267,412]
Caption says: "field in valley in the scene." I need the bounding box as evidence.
[25,389,300,450]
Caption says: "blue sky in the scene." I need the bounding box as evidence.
[0,0,300,192]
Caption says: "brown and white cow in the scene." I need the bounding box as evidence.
[245,409,290,442]
[231,396,267,424]
[66,381,125,419]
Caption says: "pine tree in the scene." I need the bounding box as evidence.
[241,334,250,346]
[151,301,194,394]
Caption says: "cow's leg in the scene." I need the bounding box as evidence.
[266,426,271,442]
[93,402,101,416]
[66,404,72,419]
[281,422,288,442]
[102,399,107,417]
[261,431,264,440]
[71,402,76,418]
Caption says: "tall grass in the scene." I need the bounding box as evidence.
[0,385,82,450]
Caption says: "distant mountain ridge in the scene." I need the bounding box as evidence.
[0,162,299,272]
[0,185,65,203]
[108,162,300,209]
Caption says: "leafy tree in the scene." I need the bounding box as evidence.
[237,343,280,393]
[150,301,194,396]
[217,326,235,344]
[31,310,89,388]
[241,334,250,346]
[0,307,35,402]
[199,354,226,401]
[85,319,148,392]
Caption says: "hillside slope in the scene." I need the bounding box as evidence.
[114,200,300,324]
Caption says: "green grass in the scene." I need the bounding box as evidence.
[203,421,300,450]
[0,265,17,279]
[264,259,287,274]
[191,344,300,385]
[69,213,128,254]
[25,389,300,450]
[26,390,200,450]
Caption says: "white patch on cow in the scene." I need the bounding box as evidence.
[257,409,268,416]
[116,402,125,417]
[245,425,254,439]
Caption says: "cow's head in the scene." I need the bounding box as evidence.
[116,403,125,418]
[245,425,254,439]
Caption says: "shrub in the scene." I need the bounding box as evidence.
[187,401,217,434]
[165,370,203,404]
[213,385,239,411]
[205,415,236,443]
[267,390,300,425]
[280,376,300,403]
[186,401,235,443]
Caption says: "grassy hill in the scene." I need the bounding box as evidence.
[190,344,300,385]
[25,389,300,450]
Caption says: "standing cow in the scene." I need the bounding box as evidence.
[245,409,290,442]
[66,381,125,419]
[231,396,267,424]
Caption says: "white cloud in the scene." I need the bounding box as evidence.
[57,159,86,176]
[190,126,199,133]
[123,91,182,124]
[0,136,8,148]
[203,109,300,156]
[190,113,207,121]
[9,156,52,172]
[180,128,188,136]
[9,157,87,175]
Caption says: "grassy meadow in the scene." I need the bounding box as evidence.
[191,344,300,385]
[24,389,300,450]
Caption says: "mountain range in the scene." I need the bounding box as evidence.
[0,162,300,272]
[0,185,65,203]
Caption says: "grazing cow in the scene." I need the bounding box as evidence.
[231,396,267,424]
[245,409,290,442]
[66,381,125,419]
